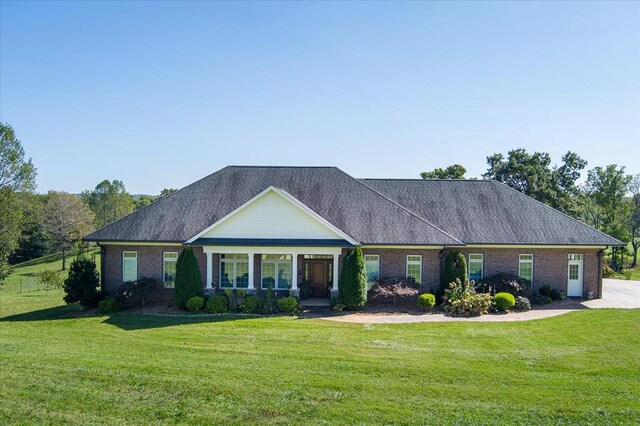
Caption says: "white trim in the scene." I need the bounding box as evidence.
[567,253,584,297]
[203,246,342,256]
[101,242,181,246]
[463,244,607,249]
[186,186,359,245]
[468,253,484,281]
[518,254,534,283]
[122,250,138,282]
[162,251,178,288]
[362,245,445,249]
[406,255,422,285]
[219,253,250,290]
[260,254,293,290]
[364,254,380,282]
[206,252,213,289]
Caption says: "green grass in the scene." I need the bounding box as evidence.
[1,255,639,425]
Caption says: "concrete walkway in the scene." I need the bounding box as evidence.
[315,279,639,324]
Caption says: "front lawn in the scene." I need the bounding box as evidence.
[1,280,639,425]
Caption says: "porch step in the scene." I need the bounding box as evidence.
[300,297,331,307]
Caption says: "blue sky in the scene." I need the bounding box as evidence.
[1,1,638,194]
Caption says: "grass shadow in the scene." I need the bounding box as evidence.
[102,312,263,331]
[0,304,81,322]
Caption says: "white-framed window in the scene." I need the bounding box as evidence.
[568,254,582,261]
[261,254,292,290]
[163,252,178,288]
[220,254,249,289]
[519,254,533,282]
[364,254,380,283]
[122,251,138,282]
[406,255,422,286]
[468,254,484,282]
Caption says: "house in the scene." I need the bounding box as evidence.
[84,166,623,300]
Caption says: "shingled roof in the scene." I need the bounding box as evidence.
[84,166,622,247]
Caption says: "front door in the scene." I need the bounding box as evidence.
[567,254,584,297]
[310,261,327,297]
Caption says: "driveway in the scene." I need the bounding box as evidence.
[581,279,640,309]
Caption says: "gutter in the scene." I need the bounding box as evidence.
[597,247,606,299]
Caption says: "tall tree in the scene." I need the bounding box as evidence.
[160,188,177,197]
[420,164,467,179]
[483,149,586,217]
[81,180,134,228]
[585,165,632,269]
[134,195,156,210]
[8,193,51,264]
[0,123,37,283]
[628,175,640,267]
[43,192,95,270]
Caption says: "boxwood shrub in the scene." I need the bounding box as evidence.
[97,296,118,314]
[206,293,229,314]
[494,292,516,311]
[277,296,299,316]
[240,294,261,314]
[417,293,436,310]
[186,296,205,312]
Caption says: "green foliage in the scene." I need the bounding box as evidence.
[299,280,312,300]
[63,256,101,308]
[417,293,436,310]
[38,270,63,290]
[531,294,552,305]
[443,278,492,316]
[81,179,134,229]
[240,294,261,314]
[134,195,156,210]
[206,293,229,314]
[442,251,467,293]
[261,284,277,314]
[277,296,299,316]
[549,288,562,301]
[117,277,161,309]
[420,164,467,179]
[494,292,516,311]
[97,296,118,314]
[603,265,615,278]
[539,284,552,297]
[514,296,531,311]
[338,246,368,310]
[186,296,205,312]
[477,273,531,297]
[174,247,203,309]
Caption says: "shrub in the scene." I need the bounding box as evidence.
[299,280,312,300]
[549,288,562,301]
[623,269,633,280]
[38,270,63,290]
[117,277,161,309]
[174,247,203,309]
[539,284,552,297]
[206,293,229,314]
[442,251,467,294]
[443,278,492,316]
[514,296,531,311]
[63,256,102,308]
[478,273,531,297]
[531,294,551,305]
[417,293,436,311]
[261,284,277,314]
[338,247,368,310]
[602,265,615,278]
[368,279,419,309]
[240,294,261,314]
[186,296,204,311]
[277,296,299,316]
[97,296,118,314]
[494,292,516,311]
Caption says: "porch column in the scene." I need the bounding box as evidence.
[291,254,298,290]
[248,252,255,291]
[206,252,213,290]
[332,254,339,295]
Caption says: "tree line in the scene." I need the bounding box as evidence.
[421,149,640,269]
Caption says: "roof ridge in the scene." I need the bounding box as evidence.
[334,168,465,245]
[494,181,624,245]
[227,165,338,169]
[360,178,492,182]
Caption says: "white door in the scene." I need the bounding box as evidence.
[567,254,583,297]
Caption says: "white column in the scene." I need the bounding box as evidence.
[206,252,213,290]
[248,253,255,290]
[291,254,298,290]
[332,254,339,293]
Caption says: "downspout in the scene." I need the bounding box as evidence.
[96,242,106,293]
[597,248,606,299]
[439,248,446,292]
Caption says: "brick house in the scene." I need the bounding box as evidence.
[84,166,622,300]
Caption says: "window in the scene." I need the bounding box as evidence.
[406,255,422,286]
[568,254,582,261]
[122,251,137,282]
[518,254,533,282]
[261,254,292,290]
[220,254,249,289]
[569,264,579,280]
[163,252,178,288]
[364,255,380,283]
[468,254,484,282]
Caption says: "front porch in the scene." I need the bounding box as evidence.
[202,246,342,299]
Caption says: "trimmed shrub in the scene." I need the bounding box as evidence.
[240,294,261,314]
[117,277,161,309]
[494,292,516,311]
[206,293,229,314]
[174,247,203,309]
[417,293,436,311]
[338,246,368,310]
[261,284,277,315]
[442,251,467,294]
[539,284,552,297]
[514,296,531,311]
[63,256,102,308]
[97,296,118,314]
[368,279,419,309]
[443,278,492,316]
[478,273,531,297]
[277,296,299,316]
[186,296,204,311]
[549,288,562,301]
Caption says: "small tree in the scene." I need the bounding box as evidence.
[38,270,63,291]
[442,251,467,293]
[63,256,100,307]
[174,247,203,309]
[338,246,367,310]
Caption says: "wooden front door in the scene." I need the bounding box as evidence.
[310,261,327,297]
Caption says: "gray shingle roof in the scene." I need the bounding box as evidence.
[84,166,462,246]
[360,178,623,246]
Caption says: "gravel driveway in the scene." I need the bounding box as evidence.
[581,279,640,309]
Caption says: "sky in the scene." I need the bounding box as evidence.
[1,1,639,195]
